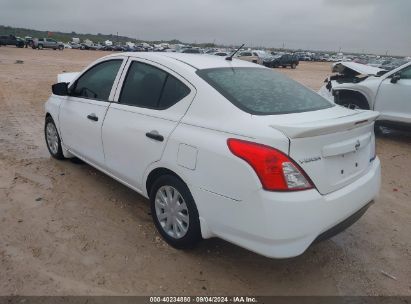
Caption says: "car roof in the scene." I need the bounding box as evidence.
[106,52,262,70]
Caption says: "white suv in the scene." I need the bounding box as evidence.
[45,53,380,258]
[319,61,411,130]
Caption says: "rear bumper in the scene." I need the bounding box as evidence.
[313,200,372,244]
[195,158,381,258]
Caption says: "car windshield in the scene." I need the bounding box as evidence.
[197,67,333,115]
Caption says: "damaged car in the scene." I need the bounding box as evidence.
[319,61,411,130]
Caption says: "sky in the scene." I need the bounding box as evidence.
[0,0,410,56]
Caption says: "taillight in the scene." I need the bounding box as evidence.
[227,139,313,191]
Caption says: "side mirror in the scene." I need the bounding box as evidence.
[390,73,401,84]
[52,82,68,96]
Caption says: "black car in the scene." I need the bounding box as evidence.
[0,35,25,48]
[180,48,202,54]
[263,54,299,69]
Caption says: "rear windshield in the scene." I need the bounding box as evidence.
[196,67,333,115]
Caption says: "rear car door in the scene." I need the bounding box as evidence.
[102,59,195,191]
[59,57,126,167]
[374,64,411,124]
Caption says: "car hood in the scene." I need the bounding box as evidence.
[332,61,384,76]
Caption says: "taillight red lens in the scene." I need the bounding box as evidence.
[227,139,313,191]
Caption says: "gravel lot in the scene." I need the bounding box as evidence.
[0,47,410,296]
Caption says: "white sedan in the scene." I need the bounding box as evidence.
[45,53,380,258]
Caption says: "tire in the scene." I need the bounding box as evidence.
[58,45,64,51]
[291,63,296,69]
[44,116,65,160]
[150,175,202,249]
[374,122,382,135]
[38,44,43,50]
[339,97,369,110]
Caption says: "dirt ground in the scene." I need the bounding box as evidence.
[0,47,410,296]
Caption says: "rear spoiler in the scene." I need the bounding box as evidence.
[270,110,380,139]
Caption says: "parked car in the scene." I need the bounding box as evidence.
[319,61,411,131]
[45,53,380,258]
[103,45,114,51]
[0,35,25,48]
[379,59,409,71]
[180,48,202,54]
[236,50,270,65]
[212,52,229,57]
[263,53,299,68]
[32,38,64,50]
[70,43,81,49]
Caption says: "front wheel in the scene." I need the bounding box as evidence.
[38,44,43,50]
[45,116,65,160]
[150,175,202,249]
[291,63,296,69]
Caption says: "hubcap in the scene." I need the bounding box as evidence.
[46,122,59,155]
[154,185,189,239]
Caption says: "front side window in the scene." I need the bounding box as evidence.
[70,60,122,101]
[399,65,411,79]
[119,62,190,109]
[197,67,333,115]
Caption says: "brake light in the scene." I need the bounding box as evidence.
[227,139,313,191]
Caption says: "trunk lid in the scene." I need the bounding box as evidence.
[255,106,379,194]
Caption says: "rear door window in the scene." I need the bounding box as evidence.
[197,67,333,115]
[119,62,191,109]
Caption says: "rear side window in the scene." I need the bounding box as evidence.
[119,62,190,109]
[197,67,333,115]
[159,75,191,108]
[70,60,122,101]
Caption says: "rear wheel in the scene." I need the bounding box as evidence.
[291,63,297,69]
[38,44,43,50]
[150,175,202,249]
[45,116,64,160]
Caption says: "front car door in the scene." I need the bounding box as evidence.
[375,63,411,125]
[102,58,196,192]
[59,57,127,167]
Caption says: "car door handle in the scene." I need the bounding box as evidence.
[87,114,98,121]
[146,131,164,142]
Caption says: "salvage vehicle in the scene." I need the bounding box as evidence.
[45,53,380,258]
[0,35,25,47]
[263,53,299,69]
[32,38,64,50]
[319,61,411,130]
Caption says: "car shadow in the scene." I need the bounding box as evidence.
[376,126,411,144]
